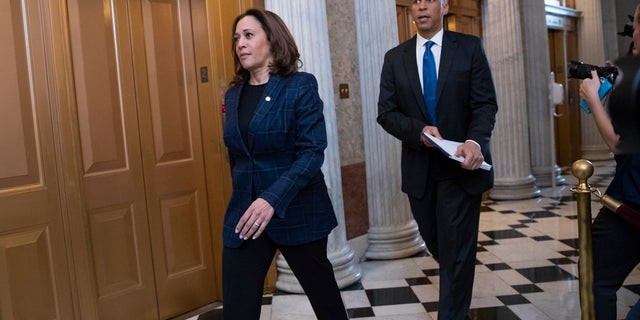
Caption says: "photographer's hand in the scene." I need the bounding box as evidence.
[579,70,601,106]
[579,70,620,152]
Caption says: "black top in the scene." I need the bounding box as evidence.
[606,154,640,209]
[238,82,267,147]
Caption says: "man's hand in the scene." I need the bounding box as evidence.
[455,141,484,170]
[421,126,442,147]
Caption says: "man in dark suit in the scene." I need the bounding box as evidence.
[377,0,498,318]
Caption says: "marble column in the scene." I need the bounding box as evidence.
[483,0,541,200]
[265,0,361,292]
[354,0,426,260]
[524,1,566,188]
[576,0,613,162]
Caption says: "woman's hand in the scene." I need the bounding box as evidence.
[456,141,484,170]
[236,198,274,240]
[579,70,601,105]
[579,70,620,152]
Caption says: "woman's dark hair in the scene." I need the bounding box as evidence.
[230,9,301,87]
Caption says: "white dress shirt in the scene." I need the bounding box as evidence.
[415,29,482,151]
[416,29,444,90]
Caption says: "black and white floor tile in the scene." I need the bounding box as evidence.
[195,161,640,319]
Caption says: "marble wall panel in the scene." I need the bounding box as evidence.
[326,0,365,166]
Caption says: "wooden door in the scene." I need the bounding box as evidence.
[446,0,481,37]
[3,0,253,318]
[64,0,159,318]
[131,0,217,318]
[549,28,582,167]
[64,0,219,318]
[395,0,482,42]
[396,0,416,42]
[0,1,74,319]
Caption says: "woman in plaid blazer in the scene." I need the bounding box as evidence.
[221,8,348,320]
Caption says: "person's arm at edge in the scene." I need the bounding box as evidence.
[580,69,620,153]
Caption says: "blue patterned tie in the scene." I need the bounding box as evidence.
[423,41,437,125]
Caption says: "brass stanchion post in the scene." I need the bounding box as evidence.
[571,159,595,320]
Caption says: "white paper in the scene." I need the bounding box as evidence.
[422,133,492,171]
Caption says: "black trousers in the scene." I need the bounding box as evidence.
[222,236,348,320]
[408,178,481,320]
[592,207,640,319]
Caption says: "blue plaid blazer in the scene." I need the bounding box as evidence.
[222,72,337,248]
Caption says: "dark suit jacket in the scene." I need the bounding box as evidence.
[222,72,337,248]
[377,31,498,198]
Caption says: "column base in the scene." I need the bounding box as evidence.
[581,144,614,162]
[365,220,426,260]
[532,165,566,188]
[489,175,541,200]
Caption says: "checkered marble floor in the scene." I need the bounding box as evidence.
[195,160,640,319]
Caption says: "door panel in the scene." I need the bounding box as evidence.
[0,229,56,319]
[133,0,216,318]
[549,28,581,167]
[0,0,73,319]
[195,0,248,299]
[66,0,158,318]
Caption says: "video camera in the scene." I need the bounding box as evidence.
[568,61,618,113]
[568,60,618,84]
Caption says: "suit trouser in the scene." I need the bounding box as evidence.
[222,235,348,320]
[408,178,481,320]
[592,207,640,319]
